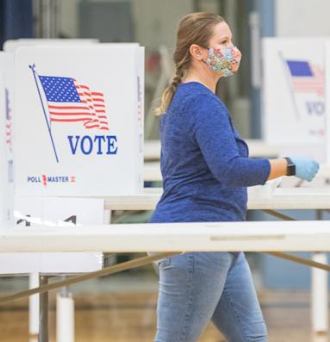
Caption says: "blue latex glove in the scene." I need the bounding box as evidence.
[289,156,320,182]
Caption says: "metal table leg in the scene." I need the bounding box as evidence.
[312,210,328,334]
[57,285,75,342]
[39,276,49,342]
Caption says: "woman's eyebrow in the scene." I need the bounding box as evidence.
[218,35,232,41]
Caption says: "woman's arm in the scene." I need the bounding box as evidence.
[191,96,271,187]
[190,95,319,187]
[267,158,287,180]
[268,157,319,182]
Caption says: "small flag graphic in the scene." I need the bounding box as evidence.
[5,88,12,152]
[38,76,109,130]
[285,60,324,96]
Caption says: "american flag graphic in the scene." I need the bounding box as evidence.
[5,89,12,152]
[286,60,324,96]
[38,76,109,130]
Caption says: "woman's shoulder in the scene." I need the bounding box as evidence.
[180,83,228,113]
[172,82,222,110]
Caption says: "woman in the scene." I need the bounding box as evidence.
[150,12,319,342]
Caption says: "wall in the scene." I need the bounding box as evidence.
[276,0,330,37]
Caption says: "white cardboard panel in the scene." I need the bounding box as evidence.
[3,39,98,52]
[326,42,330,167]
[0,53,13,229]
[15,45,144,196]
[0,196,105,274]
[136,46,145,189]
[0,53,7,228]
[262,38,327,161]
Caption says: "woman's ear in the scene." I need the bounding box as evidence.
[189,44,206,61]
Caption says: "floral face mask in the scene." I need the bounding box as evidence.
[205,46,242,77]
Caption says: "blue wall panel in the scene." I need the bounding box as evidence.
[0,0,33,49]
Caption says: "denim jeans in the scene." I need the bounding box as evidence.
[154,251,267,342]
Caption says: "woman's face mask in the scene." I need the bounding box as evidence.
[205,46,242,77]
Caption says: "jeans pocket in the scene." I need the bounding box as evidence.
[157,256,171,269]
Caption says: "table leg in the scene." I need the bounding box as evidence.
[38,276,49,342]
[312,252,328,334]
[57,285,74,342]
[29,272,39,338]
[312,210,328,334]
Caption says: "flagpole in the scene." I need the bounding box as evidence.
[278,52,300,120]
[29,64,59,163]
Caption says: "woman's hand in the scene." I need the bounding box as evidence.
[290,156,319,181]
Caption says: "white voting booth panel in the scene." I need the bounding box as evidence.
[15,44,144,196]
[1,41,98,217]
[0,197,104,274]
[262,38,327,162]
[0,54,7,228]
[0,53,13,230]
[326,43,330,167]
[3,40,100,165]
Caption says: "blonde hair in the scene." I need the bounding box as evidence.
[155,12,225,116]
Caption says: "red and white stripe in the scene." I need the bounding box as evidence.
[47,80,109,131]
[292,65,324,97]
[6,120,12,152]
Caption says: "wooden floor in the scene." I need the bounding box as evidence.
[0,290,329,342]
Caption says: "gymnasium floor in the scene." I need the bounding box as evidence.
[0,270,329,342]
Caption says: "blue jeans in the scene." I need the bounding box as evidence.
[154,252,267,342]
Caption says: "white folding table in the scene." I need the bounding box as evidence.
[1,220,330,253]
[144,139,281,161]
[101,186,330,211]
[1,219,330,342]
[2,186,330,341]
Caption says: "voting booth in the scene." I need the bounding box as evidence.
[1,41,145,339]
[15,43,144,196]
[7,43,145,271]
[262,38,327,162]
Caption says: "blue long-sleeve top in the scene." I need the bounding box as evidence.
[150,82,271,223]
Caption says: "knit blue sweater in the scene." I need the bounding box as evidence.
[150,82,270,223]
